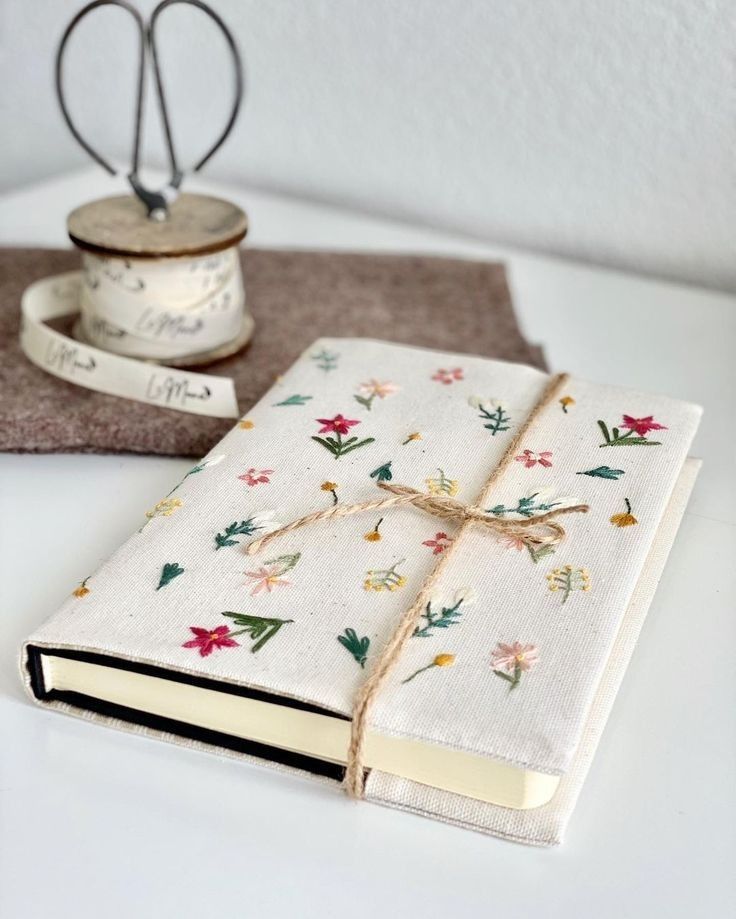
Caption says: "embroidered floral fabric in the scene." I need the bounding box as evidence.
[24,338,701,776]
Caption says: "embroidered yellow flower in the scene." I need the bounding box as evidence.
[426,469,459,497]
[364,560,406,591]
[402,652,456,684]
[546,565,590,603]
[610,498,638,527]
[559,395,575,413]
[238,419,255,430]
[146,497,183,519]
[321,481,338,492]
[402,432,422,445]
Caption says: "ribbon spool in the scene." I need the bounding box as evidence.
[69,192,252,366]
[20,192,251,419]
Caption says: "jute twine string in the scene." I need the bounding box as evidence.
[245,372,588,798]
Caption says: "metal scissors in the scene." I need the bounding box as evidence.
[56,0,243,220]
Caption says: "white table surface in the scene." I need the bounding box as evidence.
[1,169,734,919]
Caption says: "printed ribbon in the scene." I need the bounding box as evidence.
[19,247,250,418]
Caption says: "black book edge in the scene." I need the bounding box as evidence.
[26,644,351,783]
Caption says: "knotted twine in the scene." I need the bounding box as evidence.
[245,372,589,798]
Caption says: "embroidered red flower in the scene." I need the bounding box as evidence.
[431,368,464,385]
[422,532,453,554]
[621,415,668,436]
[182,626,239,657]
[514,449,553,469]
[238,468,274,486]
[316,414,361,435]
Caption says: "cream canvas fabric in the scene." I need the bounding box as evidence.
[21,338,701,840]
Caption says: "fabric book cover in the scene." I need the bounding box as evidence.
[21,337,701,845]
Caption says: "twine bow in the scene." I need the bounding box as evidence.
[244,372,589,799]
[245,482,588,557]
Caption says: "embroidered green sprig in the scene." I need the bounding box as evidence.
[402,653,455,684]
[370,461,393,483]
[413,589,476,637]
[220,612,294,652]
[546,565,590,604]
[275,394,313,406]
[468,396,511,435]
[527,544,555,564]
[364,559,406,592]
[311,349,339,372]
[157,562,184,590]
[487,492,561,518]
[215,516,269,550]
[337,628,371,668]
[168,454,225,494]
[577,466,625,480]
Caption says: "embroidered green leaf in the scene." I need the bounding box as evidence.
[354,394,374,410]
[157,562,184,590]
[370,461,393,483]
[275,394,313,406]
[576,466,625,480]
[215,517,266,550]
[265,553,301,575]
[527,543,555,564]
[337,628,370,668]
[311,433,375,459]
[220,613,294,652]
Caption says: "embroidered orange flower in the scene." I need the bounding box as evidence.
[73,578,90,598]
[402,432,422,445]
[559,395,575,413]
[610,498,638,527]
[238,419,255,430]
[364,517,383,541]
[321,481,339,504]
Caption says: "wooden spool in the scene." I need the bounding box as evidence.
[67,193,252,366]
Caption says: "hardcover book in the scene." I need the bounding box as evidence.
[21,338,701,845]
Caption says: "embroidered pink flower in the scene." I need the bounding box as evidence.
[356,380,399,399]
[501,534,526,551]
[243,564,292,595]
[491,641,539,673]
[621,415,668,436]
[515,449,553,469]
[316,414,361,435]
[422,532,453,554]
[182,626,239,657]
[238,468,274,486]
[431,368,464,385]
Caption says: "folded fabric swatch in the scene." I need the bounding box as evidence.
[21,338,701,845]
[0,248,544,456]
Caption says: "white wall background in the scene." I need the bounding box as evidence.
[1,0,734,291]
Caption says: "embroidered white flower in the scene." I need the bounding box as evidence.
[201,453,226,468]
[468,395,505,412]
[453,586,478,606]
